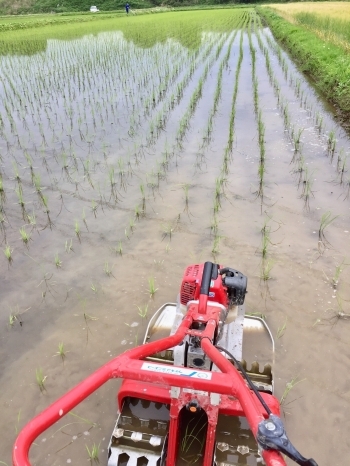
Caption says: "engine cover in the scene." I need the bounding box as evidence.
[180,263,228,307]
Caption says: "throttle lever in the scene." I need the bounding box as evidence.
[257,414,318,466]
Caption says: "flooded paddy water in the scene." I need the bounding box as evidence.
[1,8,350,465]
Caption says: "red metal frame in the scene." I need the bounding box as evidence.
[13,303,286,466]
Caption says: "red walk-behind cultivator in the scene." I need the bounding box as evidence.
[13,262,317,466]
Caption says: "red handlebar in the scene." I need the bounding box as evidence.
[13,311,286,466]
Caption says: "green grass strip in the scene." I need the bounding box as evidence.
[258,7,350,119]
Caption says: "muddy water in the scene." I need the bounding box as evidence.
[1,12,350,466]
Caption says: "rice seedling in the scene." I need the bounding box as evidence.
[148,277,158,298]
[315,112,324,133]
[12,161,22,183]
[280,376,305,405]
[318,211,338,250]
[35,368,47,392]
[75,220,81,242]
[182,183,190,212]
[0,175,5,203]
[327,129,336,156]
[212,235,221,257]
[299,168,314,210]
[54,253,62,268]
[33,173,42,194]
[292,127,304,153]
[104,262,113,277]
[134,204,141,221]
[4,245,13,264]
[162,222,174,241]
[261,227,270,259]
[86,442,100,464]
[292,155,306,184]
[54,342,68,362]
[19,226,30,245]
[91,200,98,217]
[210,215,219,236]
[260,259,274,281]
[27,210,36,227]
[337,153,347,185]
[82,208,89,231]
[140,183,146,210]
[332,258,348,289]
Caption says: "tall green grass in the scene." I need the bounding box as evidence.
[295,12,350,45]
[259,7,350,116]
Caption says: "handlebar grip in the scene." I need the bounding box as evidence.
[200,262,213,296]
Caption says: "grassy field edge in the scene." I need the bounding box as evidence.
[258,6,350,125]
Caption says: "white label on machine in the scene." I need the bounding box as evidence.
[141,362,212,380]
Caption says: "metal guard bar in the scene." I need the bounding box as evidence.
[13,313,286,466]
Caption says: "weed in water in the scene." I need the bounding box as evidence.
[148,277,158,298]
[277,319,287,339]
[8,313,18,328]
[318,211,338,251]
[91,283,97,293]
[54,253,62,268]
[14,409,21,435]
[86,443,100,464]
[137,304,149,319]
[35,368,47,392]
[280,376,305,405]
[65,239,74,253]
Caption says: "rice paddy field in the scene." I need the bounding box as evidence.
[1,7,350,465]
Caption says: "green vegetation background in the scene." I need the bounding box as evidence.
[259,7,350,120]
[0,0,254,15]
